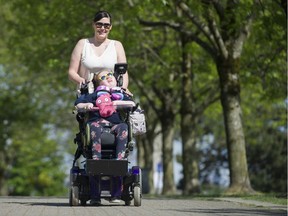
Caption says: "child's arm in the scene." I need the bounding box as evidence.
[112,100,135,108]
[75,102,94,110]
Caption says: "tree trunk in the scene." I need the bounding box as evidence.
[137,134,155,194]
[0,156,6,195]
[161,116,176,195]
[0,148,8,195]
[180,39,200,194]
[138,104,161,194]
[217,57,254,194]
[143,136,155,194]
[137,137,145,167]
[181,117,200,194]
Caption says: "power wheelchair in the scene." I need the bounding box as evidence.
[69,64,142,207]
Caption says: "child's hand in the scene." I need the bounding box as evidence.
[85,103,94,110]
[76,102,94,110]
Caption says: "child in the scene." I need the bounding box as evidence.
[75,69,134,160]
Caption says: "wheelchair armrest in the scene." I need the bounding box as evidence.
[112,100,135,108]
[73,101,136,114]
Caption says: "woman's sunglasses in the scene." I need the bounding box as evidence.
[98,72,114,81]
[94,22,111,29]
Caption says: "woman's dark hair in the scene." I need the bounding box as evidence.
[93,11,112,23]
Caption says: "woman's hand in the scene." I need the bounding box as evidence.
[123,88,133,97]
[78,77,86,85]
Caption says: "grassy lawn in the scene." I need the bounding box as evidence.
[143,193,287,206]
[239,194,287,205]
[195,186,287,205]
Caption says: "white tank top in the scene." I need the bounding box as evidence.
[79,39,117,93]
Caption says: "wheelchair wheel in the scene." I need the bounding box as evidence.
[133,186,141,206]
[69,186,79,206]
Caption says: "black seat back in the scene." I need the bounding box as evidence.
[100,127,116,159]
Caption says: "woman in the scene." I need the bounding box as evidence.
[68,11,129,93]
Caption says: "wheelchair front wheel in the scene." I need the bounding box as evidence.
[133,186,141,206]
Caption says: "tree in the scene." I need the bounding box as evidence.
[6,124,66,196]
[134,0,250,194]
[182,0,287,194]
[136,0,286,194]
[175,0,260,194]
[135,103,160,194]
[240,1,287,193]
[130,40,179,195]
[0,67,67,195]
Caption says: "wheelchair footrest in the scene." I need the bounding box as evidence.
[86,159,128,176]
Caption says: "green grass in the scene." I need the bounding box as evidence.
[239,194,287,205]
[143,184,287,205]
[143,193,287,205]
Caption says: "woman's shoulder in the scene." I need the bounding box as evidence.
[112,39,123,46]
[74,38,89,49]
[80,38,93,44]
[111,40,124,53]
[108,39,121,46]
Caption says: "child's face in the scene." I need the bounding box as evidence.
[97,71,117,88]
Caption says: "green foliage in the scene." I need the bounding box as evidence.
[240,1,287,193]
[242,6,286,100]
[6,123,66,196]
[0,64,67,195]
[243,88,287,193]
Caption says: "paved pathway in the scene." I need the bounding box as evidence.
[0,196,286,216]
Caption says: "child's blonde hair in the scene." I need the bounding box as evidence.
[92,69,114,88]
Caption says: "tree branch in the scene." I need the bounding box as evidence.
[202,1,228,59]
[212,0,225,20]
[176,1,219,52]
[233,1,258,58]
[131,77,160,114]
[142,43,170,69]
[138,19,181,31]
[194,80,220,115]
[139,18,217,59]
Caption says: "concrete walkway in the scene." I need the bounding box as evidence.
[0,196,286,216]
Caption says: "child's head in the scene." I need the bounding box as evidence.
[93,69,117,88]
